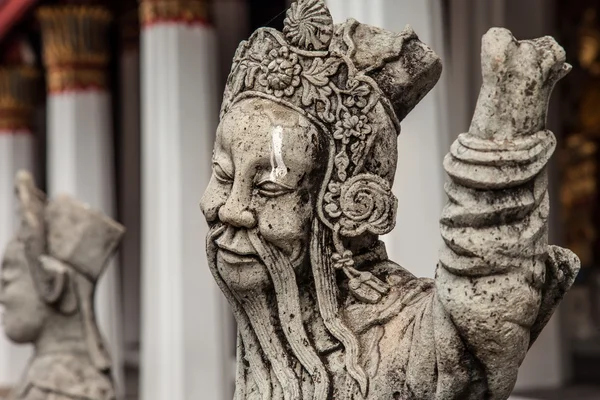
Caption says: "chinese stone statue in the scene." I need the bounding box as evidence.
[0,171,123,400]
[200,0,580,399]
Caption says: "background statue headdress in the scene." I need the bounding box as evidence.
[15,170,125,372]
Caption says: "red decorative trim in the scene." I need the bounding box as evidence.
[50,62,108,70]
[139,1,210,28]
[49,86,108,95]
[0,0,38,41]
[47,67,107,93]
[0,128,32,135]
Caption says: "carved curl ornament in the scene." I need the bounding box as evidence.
[222,0,399,303]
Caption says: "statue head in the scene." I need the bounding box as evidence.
[0,171,124,372]
[201,0,441,396]
[1,238,49,343]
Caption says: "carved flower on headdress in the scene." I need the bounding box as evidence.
[343,81,371,109]
[333,112,373,144]
[259,46,302,97]
[283,0,334,51]
[338,174,397,237]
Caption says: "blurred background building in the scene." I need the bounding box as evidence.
[0,0,598,399]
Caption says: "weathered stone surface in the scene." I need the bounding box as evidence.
[0,171,123,400]
[201,1,580,399]
[469,28,571,140]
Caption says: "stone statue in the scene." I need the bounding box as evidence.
[0,171,123,400]
[201,0,580,398]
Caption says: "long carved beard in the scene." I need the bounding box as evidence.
[207,225,271,400]
[207,225,330,400]
[309,220,368,398]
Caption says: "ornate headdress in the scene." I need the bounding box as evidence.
[222,0,441,302]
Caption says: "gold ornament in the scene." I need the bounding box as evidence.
[139,0,209,26]
[37,6,112,93]
[0,67,39,131]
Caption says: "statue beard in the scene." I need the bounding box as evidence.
[207,221,368,400]
[207,224,329,400]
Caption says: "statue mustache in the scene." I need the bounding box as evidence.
[208,223,262,260]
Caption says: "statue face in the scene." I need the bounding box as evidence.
[201,98,322,292]
[0,239,49,343]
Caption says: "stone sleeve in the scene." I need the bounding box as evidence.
[435,129,571,399]
[432,27,582,399]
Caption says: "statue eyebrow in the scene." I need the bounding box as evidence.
[212,153,234,173]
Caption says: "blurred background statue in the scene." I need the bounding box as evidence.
[0,171,124,400]
[201,0,580,399]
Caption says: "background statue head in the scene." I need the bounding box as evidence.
[0,171,124,373]
[201,0,441,397]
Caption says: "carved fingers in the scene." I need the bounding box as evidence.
[470,28,571,140]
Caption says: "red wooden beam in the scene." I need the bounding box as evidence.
[0,0,38,41]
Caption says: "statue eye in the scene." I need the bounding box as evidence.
[213,163,233,184]
[256,180,293,197]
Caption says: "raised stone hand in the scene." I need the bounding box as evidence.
[470,27,571,140]
[438,28,580,399]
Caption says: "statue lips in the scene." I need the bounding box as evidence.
[218,248,258,265]
[215,228,259,265]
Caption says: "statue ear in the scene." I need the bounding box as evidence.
[37,255,77,314]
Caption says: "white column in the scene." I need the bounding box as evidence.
[38,6,125,396]
[139,2,225,400]
[327,0,448,279]
[0,67,38,390]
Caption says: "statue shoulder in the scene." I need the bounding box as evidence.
[343,259,436,334]
[338,260,442,396]
[20,354,114,400]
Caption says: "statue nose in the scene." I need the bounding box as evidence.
[218,204,257,229]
